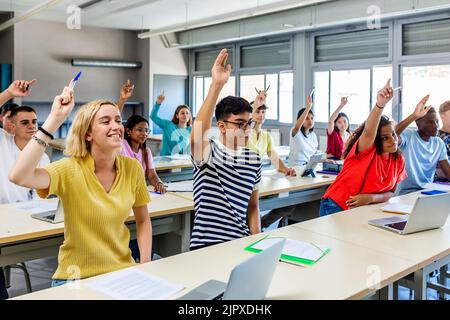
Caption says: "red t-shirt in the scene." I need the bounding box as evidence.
[323,140,407,210]
[326,129,345,159]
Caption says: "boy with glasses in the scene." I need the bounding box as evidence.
[190,49,262,250]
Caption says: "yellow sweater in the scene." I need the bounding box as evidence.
[37,154,150,280]
[247,130,274,157]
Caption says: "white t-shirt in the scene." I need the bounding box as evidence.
[288,129,319,166]
[0,129,50,204]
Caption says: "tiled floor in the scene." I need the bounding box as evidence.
[5,257,448,300]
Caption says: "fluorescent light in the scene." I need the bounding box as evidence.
[71,59,142,68]
[0,0,63,33]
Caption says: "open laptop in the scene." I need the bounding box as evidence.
[31,200,64,224]
[297,153,325,177]
[178,238,285,300]
[368,193,450,235]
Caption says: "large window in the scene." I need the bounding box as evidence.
[240,72,293,123]
[314,66,392,125]
[193,76,236,115]
[401,64,450,120]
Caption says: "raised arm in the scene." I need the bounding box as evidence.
[395,95,431,137]
[358,79,393,153]
[191,49,231,162]
[149,91,172,129]
[291,96,312,138]
[251,90,267,113]
[9,85,75,189]
[0,79,37,107]
[117,80,134,112]
[327,97,348,135]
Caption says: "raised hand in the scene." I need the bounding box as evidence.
[211,49,231,87]
[6,79,37,97]
[253,90,267,108]
[306,95,313,110]
[120,80,134,100]
[376,79,394,108]
[156,91,165,105]
[413,94,432,119]
[340,97,348,107]
[45,84,75,133]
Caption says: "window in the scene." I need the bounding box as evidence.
[193,76,236,115]
[240,41,291,68]
[403,18,450,56]
[401,64,450,121]
[239,72,293,123]
[195,48,234,72]
[314,66,392,125]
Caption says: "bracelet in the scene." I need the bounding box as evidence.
[38,127,54,140]
[375,103,384,109]
[32,135,49,148]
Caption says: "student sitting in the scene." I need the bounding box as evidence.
[320,80,407,216]
[326,97,350,160]
[10,84,152,287]
[122,115,166,194]
[190,49,261,250]
[395,96,450,195]
[150,92,192,156]
[116,81,166,194]
[435,101,450,182]
[288,96,319,166]
[0,103,19,134]
[249,90,295,176]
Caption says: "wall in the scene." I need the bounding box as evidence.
[0,13,14,65]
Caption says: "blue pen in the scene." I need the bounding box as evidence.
[69,71,82,89]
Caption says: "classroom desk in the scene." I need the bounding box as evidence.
[13,225,416,300]
[0,192,194,268]
[171,172,336,213]
[292,191,450,300]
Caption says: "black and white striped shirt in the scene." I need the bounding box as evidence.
[190,138,262,250]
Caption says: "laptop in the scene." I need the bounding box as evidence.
[297,153,325,177]
[178,238,285,300]
[368,193,450,235]
[31,200,64,224]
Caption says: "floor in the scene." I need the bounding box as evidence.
[4,256,448,300]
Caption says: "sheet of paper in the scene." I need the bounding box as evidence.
[252,238,328,262]
[166,180,193,192]
[86,268,184,300]
[381,203,413,215]
[262,169,286,179]
[169,154,190,161]
[15,201,58,214]
[423,182,450,192]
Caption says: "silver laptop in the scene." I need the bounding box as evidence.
[178,238,285,300]
[297,153,325,177]
[368,193,450,235]
[31,200,64,224]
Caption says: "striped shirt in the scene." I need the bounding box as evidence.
[190,138,262,250]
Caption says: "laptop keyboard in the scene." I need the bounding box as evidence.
[386,221,407,231]
[44,214,55,220]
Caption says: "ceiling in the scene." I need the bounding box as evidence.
[0,0,334,33]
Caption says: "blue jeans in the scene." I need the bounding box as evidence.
[319,198,343,217]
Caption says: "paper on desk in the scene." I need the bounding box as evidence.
[381,203,413,215]
[423,182,450,192]
[261,169,286,179]
[169,154,190,161]
[15,201,57,214]
[86,268,184,300]
[166,180,193,192]
[252,238,328,262]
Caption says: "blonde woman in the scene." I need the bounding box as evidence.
[9,84,152,287]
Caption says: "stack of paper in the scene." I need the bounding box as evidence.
[245,237,330,265]
[166,180,193,192]
[86,268,184,300]
[381,203,413,215]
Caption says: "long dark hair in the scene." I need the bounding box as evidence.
[334,112,350,134]
[297,108,314,138]
[124,115,150,173]
[171,105,192,126]
[343,115,399,159]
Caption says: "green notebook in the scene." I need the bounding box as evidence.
[245,235,331,266]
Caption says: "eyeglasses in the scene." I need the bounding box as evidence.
[135,127,150,134]
[222,119,256,130]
